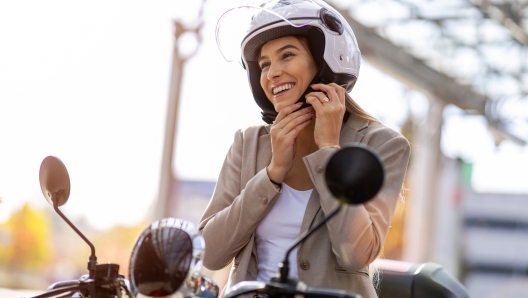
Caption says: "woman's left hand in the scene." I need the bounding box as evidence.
[305,83,346,149]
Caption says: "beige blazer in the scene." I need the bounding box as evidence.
[198,115,411,298]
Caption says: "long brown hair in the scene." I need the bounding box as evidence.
[344,93,379,123]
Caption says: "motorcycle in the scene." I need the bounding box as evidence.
[32,156,219,298]
[31,146,468,298]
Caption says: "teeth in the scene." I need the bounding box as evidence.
[273,84,294,95]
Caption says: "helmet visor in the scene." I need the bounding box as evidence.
[216,0,324,64]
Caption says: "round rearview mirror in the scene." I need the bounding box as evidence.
[39,156,71,207]
[325,145,384,205]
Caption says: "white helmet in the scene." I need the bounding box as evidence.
[216,0,361,123]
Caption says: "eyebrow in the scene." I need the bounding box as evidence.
[258,44,300,64]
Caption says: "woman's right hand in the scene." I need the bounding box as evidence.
[267,102,314,184]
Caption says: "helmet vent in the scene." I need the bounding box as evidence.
[320,8,343,35]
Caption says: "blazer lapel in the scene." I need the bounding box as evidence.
[257,129,272,171]
[253,126,272,260]
[341,115,369,144]
[300,190,322,234]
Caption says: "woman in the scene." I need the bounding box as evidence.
[199,1,410,297]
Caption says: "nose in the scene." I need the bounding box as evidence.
[267,62,282,80]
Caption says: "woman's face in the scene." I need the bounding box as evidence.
[258,36,318,112]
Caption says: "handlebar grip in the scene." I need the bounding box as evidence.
[31,285,81,298]
[47,280,80,290]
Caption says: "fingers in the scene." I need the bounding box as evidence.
[274,103,313,129]
[275,102,303,124]
[287,114,313,135]
[276,107,314,136]
[269,104,313,175]
[305,94,324,111]
[305,91,338,114]
[329,83,346,106]
[270,104,313,142]
[310,83,345,106]
[278,111,312,135]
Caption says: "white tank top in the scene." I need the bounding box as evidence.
[255,183,313,282]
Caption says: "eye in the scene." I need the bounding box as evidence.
[259,61,270,70]
[282,52,295,59]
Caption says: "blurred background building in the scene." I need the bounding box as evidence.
[0,0,527,297]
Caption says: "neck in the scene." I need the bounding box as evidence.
[295,116,317,156]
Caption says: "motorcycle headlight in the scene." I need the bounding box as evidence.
[129,218,217,298]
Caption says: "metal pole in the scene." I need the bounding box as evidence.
[402,97,445,262]
[156,1,206,220]
[156,21,187,220]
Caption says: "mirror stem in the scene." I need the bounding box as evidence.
[53,204,98,277]
[279,201,344,283]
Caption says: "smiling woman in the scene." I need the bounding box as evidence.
[258,36,318,112]
[198,1,411,298]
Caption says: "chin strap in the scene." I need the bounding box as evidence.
[261,111,276,124]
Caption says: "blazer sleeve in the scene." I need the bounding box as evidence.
[303,131,411,271]
[198,129,280,271]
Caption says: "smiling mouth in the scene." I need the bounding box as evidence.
[273,83,295,96]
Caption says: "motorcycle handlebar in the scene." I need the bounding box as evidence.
[31,276,132,298]
[31,284,82,298]
[47,280,80,290]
